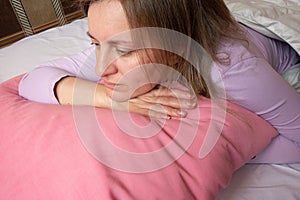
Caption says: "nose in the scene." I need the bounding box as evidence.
[99,62,118,77]
[94,45,118,77]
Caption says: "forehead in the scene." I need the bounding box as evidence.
[87,0,130,42]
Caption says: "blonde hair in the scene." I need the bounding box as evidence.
[79,0,245,97]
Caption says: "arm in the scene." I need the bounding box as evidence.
[55,76,194,118]
[19,47,99,104]
[221,58,300,140]
[19,47,194,118]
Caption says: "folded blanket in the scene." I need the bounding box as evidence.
[225,0,300,55]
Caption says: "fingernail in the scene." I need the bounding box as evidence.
[177,111,187,117]
[183,102,191,108]
[162,115,171,120]
[184,101,197,108]
[191,102,197,108]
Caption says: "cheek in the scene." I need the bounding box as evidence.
[117,55,157,88]
[108,52,163,101]
[118,50,155,72]
[110,59,158,101]
[114,66,155,100]
[117,55,141,76]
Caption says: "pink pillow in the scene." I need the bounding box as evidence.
[0,76,277,199]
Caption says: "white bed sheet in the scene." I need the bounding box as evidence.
[1,17,300,200]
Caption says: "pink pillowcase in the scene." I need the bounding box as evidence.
[0,76,278,199]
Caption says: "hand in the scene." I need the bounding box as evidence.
[106,85,198,119]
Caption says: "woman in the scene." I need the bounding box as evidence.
[19,0,300,163]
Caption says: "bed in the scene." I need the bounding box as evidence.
[0,1,299,199]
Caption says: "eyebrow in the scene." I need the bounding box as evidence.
[86,32,97,40]
[86,31,133,46]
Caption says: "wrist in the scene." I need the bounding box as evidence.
[95,84,111,108]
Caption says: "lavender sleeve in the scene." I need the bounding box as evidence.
[19,47,99,104]
[221,58,300,163]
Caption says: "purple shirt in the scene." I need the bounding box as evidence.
[19,25,300,163]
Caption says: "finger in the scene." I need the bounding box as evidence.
[129,100,187,118]
[146,103,187,118]
[107,96,187,118]
[143,86,194,99]
[128,105,172,119]
[148,111,171,120]
[137,95,197,109]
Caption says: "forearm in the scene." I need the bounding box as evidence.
[55,76,110,108]
[19,47,98,104]
[56,76,197,120]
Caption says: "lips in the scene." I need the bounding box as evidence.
[99,79,118,90]
[99,80,130,93]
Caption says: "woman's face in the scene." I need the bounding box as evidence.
[88,0,163,101]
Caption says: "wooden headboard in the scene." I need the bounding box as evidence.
[1,0,85,47]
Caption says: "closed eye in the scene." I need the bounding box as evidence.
[91,42,100,46]
[116,48,132,55]
[87,32,100,46]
